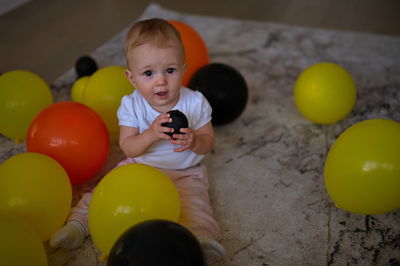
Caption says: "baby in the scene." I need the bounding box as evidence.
[51,18,224,264]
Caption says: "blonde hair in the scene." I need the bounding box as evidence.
[124,18,185,68]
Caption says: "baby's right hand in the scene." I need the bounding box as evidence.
[147,113,174,141]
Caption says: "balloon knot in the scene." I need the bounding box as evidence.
[99,253,108,261]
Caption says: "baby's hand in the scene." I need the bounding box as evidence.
[148,113,174,141]
[171,127,195,152]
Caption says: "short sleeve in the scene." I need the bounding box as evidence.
[191,92,212,130]
[117,95,139,128]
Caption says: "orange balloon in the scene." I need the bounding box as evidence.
[26,101,110,185]
[168,20,209,86]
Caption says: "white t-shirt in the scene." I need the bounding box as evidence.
[117,87,212,170]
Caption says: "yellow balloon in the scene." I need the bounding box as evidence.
[324,119,400,214]
[71,76,90,103]
[0,70,53,142]
[82,66,135,138]
[88,163,180,255]
[0,215,48,266]
[0,153,72,241]
[294,62,356,124]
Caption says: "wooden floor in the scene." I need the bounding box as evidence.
[1,0,399,83]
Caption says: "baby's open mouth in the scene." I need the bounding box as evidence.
[156,92,168,97]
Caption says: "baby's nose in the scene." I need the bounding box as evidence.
[155,73,167,85]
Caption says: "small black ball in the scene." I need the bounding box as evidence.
[75,56,98,78]
[189,63,248,125]
[107,220,205,266]
[162,110,189,137]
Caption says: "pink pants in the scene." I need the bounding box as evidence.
[69,158,221,241]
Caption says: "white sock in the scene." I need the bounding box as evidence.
[49,220,86,249]
[198,236,225,265]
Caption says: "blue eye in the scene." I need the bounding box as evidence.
[143,70,153,77]
[166,68,176,74]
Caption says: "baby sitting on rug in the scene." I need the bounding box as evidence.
[50,18,224,265]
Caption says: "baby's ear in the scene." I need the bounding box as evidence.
[124,69,136,87]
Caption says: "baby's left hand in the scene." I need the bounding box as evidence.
[171,128,195,152]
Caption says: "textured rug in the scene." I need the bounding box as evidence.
[2,3,400,266]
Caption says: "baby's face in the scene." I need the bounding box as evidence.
[126,43,185,113]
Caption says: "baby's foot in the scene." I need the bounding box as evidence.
[50,220,86,249]
[198,236,225,265]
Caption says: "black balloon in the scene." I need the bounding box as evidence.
[189,63,248,125]
[75,56,98,78]
[107,220,205,266]
[162,109,189,137]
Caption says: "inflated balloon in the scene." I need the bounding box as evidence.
[324,119,400,214]
[0,70,52,142]
[26,101,110,185]
[0,153,72,241]
[82,66,135,138]
[107,220,204,266]
[75,55,98,78]
[162,110,189,137]
[294,62,356,124]
[168,20,209,87]
[0,216,48,266]
[71,76,90,103]
[189,63,248,125]
[88,163,180,255]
